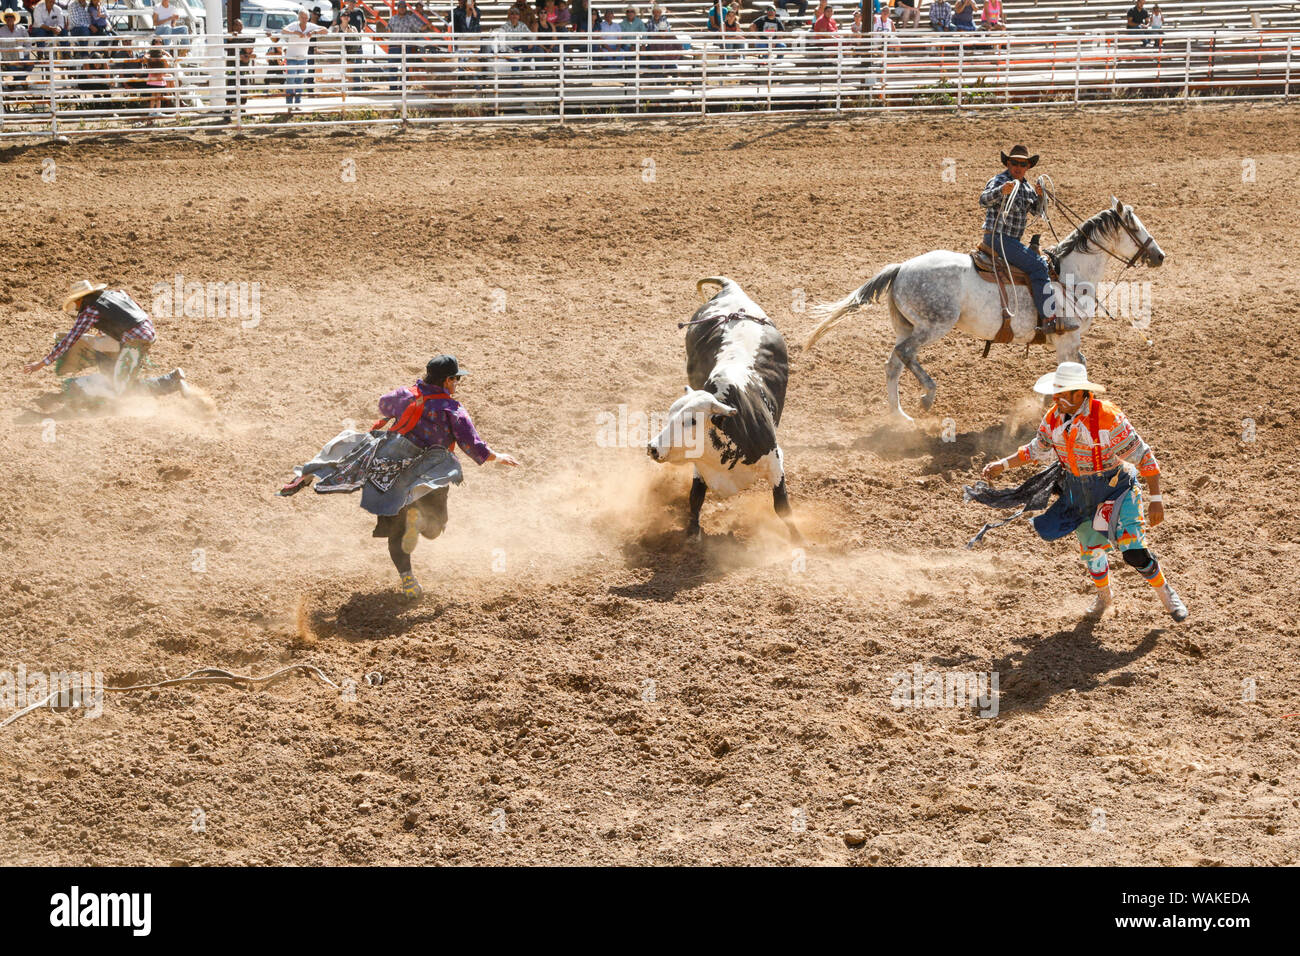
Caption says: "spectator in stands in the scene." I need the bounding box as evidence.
[511,0,539,30]
[495,6,531,68]
[929,0,954,30]
[980,0,1003,29]
[872,6,892,30]
[152,0,184,47]
[597,7,621,58]
[143,37,173,123]
[88,0,111,38]
[342,0,366,31]
[453,0,481,35]
[705,1,724,31]
[1149,3,1165,48]
[0,9,32,78]
[1126,0,1152,47]
[851,7,864,33]
[67,0,92,45]
[893,0,919,29]
[226,19,254,108]
[776,0,808,25]
[30,0,66,44]
[951,0,976,30]
[620,5,647,47]
[751,3,787,52]
[282,7,327,109]
[386,0,425,89]
[752,4,787,32]
[812,3,839,32]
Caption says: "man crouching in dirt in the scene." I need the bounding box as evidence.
[22,280,189,407]
[278,355,520,601]
[980,361,1188,622]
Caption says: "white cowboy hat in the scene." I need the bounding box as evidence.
[1033,361,1106,395]
[62,279,109,313]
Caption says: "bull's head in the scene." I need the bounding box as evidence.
[646,386,735,463]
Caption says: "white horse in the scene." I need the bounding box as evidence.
[803,197,1165,422]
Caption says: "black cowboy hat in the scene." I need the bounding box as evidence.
[1000,144,1039,167]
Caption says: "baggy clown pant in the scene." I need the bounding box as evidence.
[1030,467,1168,592]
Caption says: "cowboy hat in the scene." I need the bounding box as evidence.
[1000,144,1039,168]
[62,279,108,313]
[1033,361,1106,396]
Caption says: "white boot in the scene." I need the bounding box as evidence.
[1086,585,1114,618]
[1156,582,1189,622]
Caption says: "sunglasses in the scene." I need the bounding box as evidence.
[1008,160,1029,168]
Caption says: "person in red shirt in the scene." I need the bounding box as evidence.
[812,2,839,31]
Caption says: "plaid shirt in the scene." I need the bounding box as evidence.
[930,0,953,29]
[388,13,426,34]
[42,301,155,367]
[378,381,493,464]
[980,169,1046,239]
[68,2,93,29]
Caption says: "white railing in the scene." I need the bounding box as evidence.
[0,29,1294,137]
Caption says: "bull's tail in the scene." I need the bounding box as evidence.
[696,276,739,302]
[802,264,902,352]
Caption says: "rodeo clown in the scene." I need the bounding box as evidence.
[981,362,1188,622]
[278,355,519,601]
[22,280,188,404]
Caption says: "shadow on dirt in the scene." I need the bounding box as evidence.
[609,528,779,602]
[989,621,1162,715]
[849,417,1039,475]
[310,590,449,641]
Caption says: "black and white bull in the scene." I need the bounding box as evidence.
[646,277,800,542]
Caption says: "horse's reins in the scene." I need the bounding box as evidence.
[1042,180,1154,271]
[1039,177,1154,329]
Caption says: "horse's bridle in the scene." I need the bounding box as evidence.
[1044,185,1154,270]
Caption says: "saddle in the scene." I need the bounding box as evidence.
[969,234,1059,351]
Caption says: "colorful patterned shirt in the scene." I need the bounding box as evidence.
[980,169,1046,239]
[1017,396,1160,478]
[378,380,493,464]
[42,302,155,367]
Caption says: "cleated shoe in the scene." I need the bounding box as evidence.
[1156,583,1189,623]
[1086,585,1114,618]
[399,571,422,601]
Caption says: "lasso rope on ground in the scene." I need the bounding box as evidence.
[0,664,341,730]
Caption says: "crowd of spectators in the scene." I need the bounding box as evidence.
[0,0,1190,113]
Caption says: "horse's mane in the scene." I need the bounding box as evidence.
[1049,207,1123,259]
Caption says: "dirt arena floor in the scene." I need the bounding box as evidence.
[2,104,1298,866]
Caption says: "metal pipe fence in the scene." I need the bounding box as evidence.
[1,29,1295,137]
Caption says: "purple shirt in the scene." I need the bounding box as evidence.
[378,380,493,464]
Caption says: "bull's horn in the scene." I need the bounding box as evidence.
[710,400,738,417]
[696,277,731,302]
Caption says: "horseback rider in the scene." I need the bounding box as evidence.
[22,280,188,403]
[980,145,1078,336]
[279,355,519,601]
[981,362,1188,622]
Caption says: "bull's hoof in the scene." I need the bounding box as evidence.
[685,525,702,542]
[920,392,937,412]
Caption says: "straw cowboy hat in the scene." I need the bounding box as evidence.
[1000,144,1039,168]
[62,280,108,313]
[1033,361,1106,396]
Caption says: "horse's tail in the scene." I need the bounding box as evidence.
[803,264,902,352]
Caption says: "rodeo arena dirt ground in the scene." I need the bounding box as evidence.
[1,103,1298,870]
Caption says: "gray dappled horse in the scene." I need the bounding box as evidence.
[803,198,1165,422]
